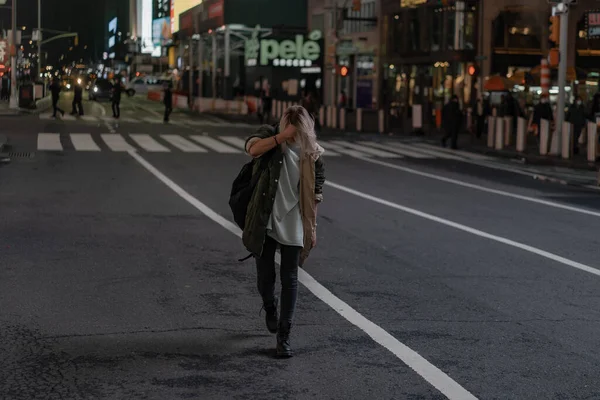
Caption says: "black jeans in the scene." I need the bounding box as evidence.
[72,99,83,115]
[52,97,63,117]
[164,106,172,121]
[112,101,120,118]
[256,236,300,327]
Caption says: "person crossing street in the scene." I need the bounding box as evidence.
[50,78,65,119]
[111,78,123,119]
[71,79,84,116]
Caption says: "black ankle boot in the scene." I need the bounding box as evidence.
[276,323,293,358]
[261,298,278,334]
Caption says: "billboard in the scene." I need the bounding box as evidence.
[140,0,155,54]
[153,17,172,46]
[171,0,201,33]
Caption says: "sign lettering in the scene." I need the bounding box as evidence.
[246,29,322,67]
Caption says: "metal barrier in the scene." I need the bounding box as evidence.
[588,120,598,162]
[516,117,527,152]
[561,121,573,159]
[539,118,550,155]
[495,117,504,150]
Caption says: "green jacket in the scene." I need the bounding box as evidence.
[243,124,325,262]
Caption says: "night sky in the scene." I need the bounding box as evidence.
[0,0,105,66]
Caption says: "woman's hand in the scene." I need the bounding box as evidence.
[279,125,297,142]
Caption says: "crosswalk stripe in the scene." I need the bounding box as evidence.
[70,134,100,151]
[161,135,208,152]
[414,143,494,161]
[219,136,247,150]
[388,142,464,161]
[80,115,99,122]
[100,134,135,151]
[143,117,163,124]
[329,140,402,158]
[39,113,53,120]
[37,133,62,151]
[320,141,370,158]
[360,141,433,159]
[130,134,170,152]
[62,114,77,121]
[190,135,240,153]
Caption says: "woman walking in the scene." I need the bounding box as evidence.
[244,106,326,357]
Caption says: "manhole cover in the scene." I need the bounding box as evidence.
[8,152,35,158]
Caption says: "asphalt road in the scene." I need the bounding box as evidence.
[2,96,600,399]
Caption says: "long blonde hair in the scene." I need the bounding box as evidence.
[280,105,324,159]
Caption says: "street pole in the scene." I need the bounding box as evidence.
[188,37,193,108]
[9,0,17,109]
[37,0,41,80]
[197,36,203,101]
[556,1,570,147]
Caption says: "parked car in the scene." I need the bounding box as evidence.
[88,78,113,101]
[125,76,171,97]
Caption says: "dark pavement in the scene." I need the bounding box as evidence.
[2,97,600,399]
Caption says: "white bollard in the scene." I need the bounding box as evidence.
[331,106,338,129]
[588,121,598,162]
[540,118,550,155]
[326,106,333,128]
[561,121,572,159]
[516,117,527,152]
[319,106,325,128]
[487,116,496,148]
[504,117,513,146]
[549,123,560,155]
[378,109,385,133]
[339,107,346,131]
[276,101,282,118]
[272,100,278,119]
[495,117,504,150]
[357,108,363,132]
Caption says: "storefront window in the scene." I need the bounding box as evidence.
[493,11,542,49]
[463,9,475,50]
[431,9,442,52]
[409,9,420,51]
[393,16,405,54]
[445,10,456,50]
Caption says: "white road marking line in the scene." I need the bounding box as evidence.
[190,135,241,153]
[80,115,99,122]
[39,113,53,120]
[218,136,247,149]
[327,180,600,278]
[388,142,465,161]
[161,135,207,152]
[70,134,100,151]
[128,150,477,400]
[360,141,433,158]
[129,134,171,152]
[346,155,600,218]
[320,141,373,158]
[61,114,76,121]
[37,133,63,151]
[142,118,163,124]
[330,140,402,158]
[415,143,494,161]
[100,134,135,151]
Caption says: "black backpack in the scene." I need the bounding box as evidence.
[229,158,264,230]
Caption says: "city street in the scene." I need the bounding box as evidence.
[2,97,600,399]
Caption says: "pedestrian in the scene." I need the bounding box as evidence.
[163,83,173,123]
[50,78,65,118]
[529,94,553,136]
[567,96,586,154]
[475,97,490,139]
[441,94,462,149]
[71,79,84,116]
[244,105,326,358]
[111,78,122,119]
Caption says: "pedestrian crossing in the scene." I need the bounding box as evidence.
[38,112,258,128]
[33,133,492,162]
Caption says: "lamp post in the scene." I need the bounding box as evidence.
[37,0,42,80]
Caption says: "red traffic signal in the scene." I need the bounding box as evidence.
[340,66,349,77]
[467,64,478,76]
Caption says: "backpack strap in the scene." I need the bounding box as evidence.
[238,253,254,262]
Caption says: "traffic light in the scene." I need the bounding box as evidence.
[549,15,560,44]
[548,47,559,67]
[340,65,349,77]
[352,0,361,11]
[467,64,478,77]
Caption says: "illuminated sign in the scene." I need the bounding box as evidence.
[108,17,117,50]
[246,28,323,68]
[0,40,6,63]
[587,12,600,38]
[153,17,171,46]
[171,0,201,33]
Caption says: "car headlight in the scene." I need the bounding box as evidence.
[77,78,82,84]
[66,84,71,89]
[93,86,98,92]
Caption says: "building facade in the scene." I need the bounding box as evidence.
[309,0,381,108]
